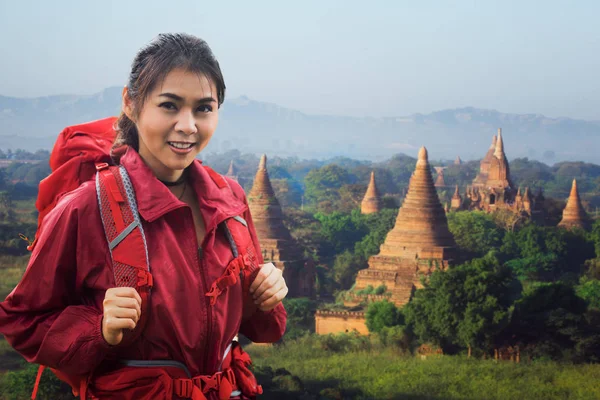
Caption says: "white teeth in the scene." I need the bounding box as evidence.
[169,142,194,149]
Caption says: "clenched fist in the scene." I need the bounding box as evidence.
[101,287,142,346]
[249,263,288,312]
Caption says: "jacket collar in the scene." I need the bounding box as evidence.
[119,147,247,231]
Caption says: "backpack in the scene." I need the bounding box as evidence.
[28,118,262,399]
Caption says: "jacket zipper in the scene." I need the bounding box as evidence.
[197,246,212,374]
[192,205,248,373]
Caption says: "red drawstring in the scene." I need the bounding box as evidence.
[31,365,45,399]
[205,255,251,305]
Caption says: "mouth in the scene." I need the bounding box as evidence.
[168,141,196,150]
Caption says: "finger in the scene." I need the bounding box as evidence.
[105,316,138,331]
[255,277,285,304]
[249,264,275,294]
[258,287,288,312]
[253,270,280,301]
[104,297,141,319]
[108,287,143,306]
[109,307,140,324]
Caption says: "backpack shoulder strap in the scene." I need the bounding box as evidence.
[31,162,151,399]
[95,163,152,346]
[205,218,261,307]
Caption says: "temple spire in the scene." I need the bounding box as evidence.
[494,128,505,159]
[226,160,237,177]
[361,171,383,214]
[451,185,462,210]
[258,154,267,170]
[248,154,311,297]
[558,179,590,230]
[434,167,446,188]
[379,146,455,255]
[248,154,291,240]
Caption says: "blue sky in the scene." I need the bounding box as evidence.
[1,0,598,119]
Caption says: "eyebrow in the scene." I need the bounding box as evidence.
[158,93,217,103]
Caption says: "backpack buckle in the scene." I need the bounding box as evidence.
[95,162,109,171]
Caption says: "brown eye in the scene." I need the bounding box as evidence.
[197,105,213,113]
[159,102,178,110]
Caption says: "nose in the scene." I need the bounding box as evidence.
[174,110,198,135]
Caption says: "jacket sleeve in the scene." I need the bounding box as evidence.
[225,178,287,343]
[0,188,114,376]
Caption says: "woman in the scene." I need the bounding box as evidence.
[0,33,288,399]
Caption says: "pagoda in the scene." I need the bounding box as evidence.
[361,171,383,214]
[450,185,462,210]
[248,154,314,297]
[468,128,516,210]
[558,179,591,230]
[434,167,446,188]
[225,160,238,181]
[351,147,456,306]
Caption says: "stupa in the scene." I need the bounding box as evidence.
[351,147,456,306]
[361,171,383,214]
[558,179,591,230]
[248,154,314,297]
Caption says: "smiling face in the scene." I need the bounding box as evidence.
[123,68,219,181]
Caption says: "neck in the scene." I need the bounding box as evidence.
[138,147,185,183]
[158,172,187,187]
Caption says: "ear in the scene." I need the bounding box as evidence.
[122,86,135,121]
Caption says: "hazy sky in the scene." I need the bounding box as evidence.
[1,0,599,120]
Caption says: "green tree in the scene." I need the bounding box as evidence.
[304,164,355,212]
[501,225,594,282]
[446,211,504,258]
[576,277,600,309]
[282,298,318,340]
[366,300,404,334]
[314,210,368,257]
[503,282,600,362]
[332,251,367,289]
[404,253,520,353]
[354,208,397,260]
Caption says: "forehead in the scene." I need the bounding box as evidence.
[154,68,216,98]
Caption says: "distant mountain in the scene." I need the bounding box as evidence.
[1,89,599,163]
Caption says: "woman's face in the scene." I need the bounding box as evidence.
[123,68,219,181]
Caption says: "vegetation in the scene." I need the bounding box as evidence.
[3,147,600,398]
[246,334,600,400]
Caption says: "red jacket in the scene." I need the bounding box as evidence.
[0,148,286,398]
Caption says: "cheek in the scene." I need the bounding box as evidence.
[199,116,219,138]
[139,110,171,144]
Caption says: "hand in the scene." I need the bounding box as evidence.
[249,263,288,312]
[101,287,142,346]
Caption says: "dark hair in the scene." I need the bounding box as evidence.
[112,33,226,156]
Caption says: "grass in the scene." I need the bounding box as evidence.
[0,255,29,300]
[1,332,599,399]
[246,334,600,400]
[11,200,37,225]
[0,338,24,373]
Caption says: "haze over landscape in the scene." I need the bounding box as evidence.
[1,1,599,163]
[1,89,600,163]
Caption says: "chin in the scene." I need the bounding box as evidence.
[168,159,194,171]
